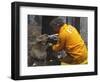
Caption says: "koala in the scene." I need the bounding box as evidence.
[28,34,48,66]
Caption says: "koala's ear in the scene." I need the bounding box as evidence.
[43,34,48,39]
[43,34,48,37]
[36,38,42,42]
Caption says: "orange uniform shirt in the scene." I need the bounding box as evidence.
[52,24,87,64]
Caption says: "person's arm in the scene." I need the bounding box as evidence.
[52,32,66,52]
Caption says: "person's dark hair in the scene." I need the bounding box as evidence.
[50,17,64,29]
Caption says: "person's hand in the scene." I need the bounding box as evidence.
[46,43,53,51]
[48,43,53,46]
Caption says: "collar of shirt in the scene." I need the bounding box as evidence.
[59,24,68,33]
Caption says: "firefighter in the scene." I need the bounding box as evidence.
[49,17,87,64]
